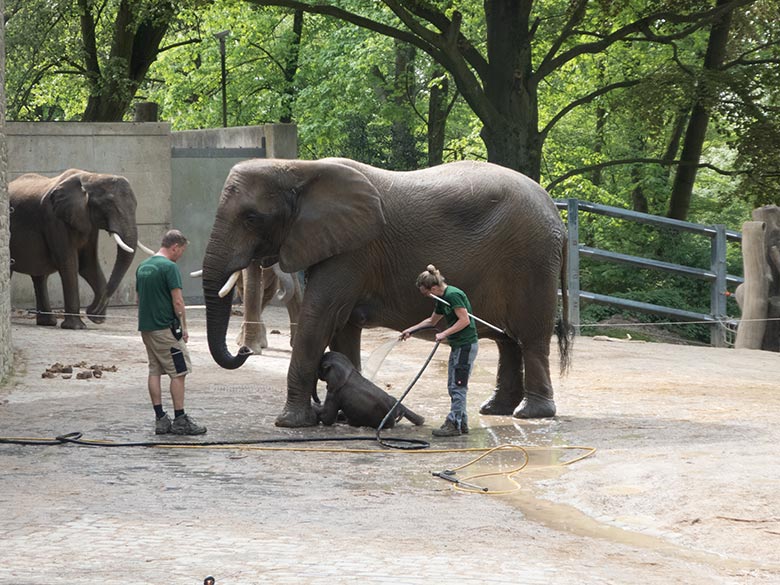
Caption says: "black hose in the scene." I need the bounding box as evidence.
[375,338,441,450]
[0,431,428,449]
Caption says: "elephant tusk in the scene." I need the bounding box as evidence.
[111,232,134,253]
[219,270,241,298]
[137,241,156,256]
[190,269,203,278]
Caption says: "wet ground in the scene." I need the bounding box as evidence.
[1,305,779,584]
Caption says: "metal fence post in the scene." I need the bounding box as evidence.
[566,199,581,335]
[710,223,728,347]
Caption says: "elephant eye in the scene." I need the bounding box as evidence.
[243,212,263,229]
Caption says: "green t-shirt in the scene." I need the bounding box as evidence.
[136,255,182,331]
[434,285,479,347]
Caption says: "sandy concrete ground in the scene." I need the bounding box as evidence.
[0,304,779,585]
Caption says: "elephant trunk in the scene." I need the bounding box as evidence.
[90,225,138,318]
[203,253,251,370]
[106,225,138,298]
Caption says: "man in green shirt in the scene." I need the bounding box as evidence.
[402,264,479,437]
[136,229,205,435]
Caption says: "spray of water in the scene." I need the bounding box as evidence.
[362,338,402,382]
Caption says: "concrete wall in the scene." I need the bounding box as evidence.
[171,124,297,302]
[0,0,11,382]
[7,122,172,310]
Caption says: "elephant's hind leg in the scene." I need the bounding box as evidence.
[479,338,524,415]
[32,275,57,327]
[513,341,556,419]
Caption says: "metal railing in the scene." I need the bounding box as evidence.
[555,199,744,347]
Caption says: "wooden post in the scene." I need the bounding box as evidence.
[735,221,768,349]
[710,224,728,347]
[752,205,780,351]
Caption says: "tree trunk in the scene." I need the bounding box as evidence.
[481,0,540,179]
[81,1,174,122]
[630,165,648,213]
[427,70,448,167]
[592,106,606,185]
[667,0,733,220]
[280,9,304,124]
[389,39,419,170]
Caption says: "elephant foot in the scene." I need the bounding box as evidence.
[61,316,87,330]
[479,391,520,416]
[36,313,58,327]
[274,404,318,428]
[87,304,107,324]
[513,394,556,419]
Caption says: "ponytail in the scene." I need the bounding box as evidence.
[416,264,445,289]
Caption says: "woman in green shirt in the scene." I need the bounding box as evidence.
[401,264,478,437]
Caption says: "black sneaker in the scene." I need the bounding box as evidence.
[432,420,461,437]
[171,414,207,435]
[461,419,469,434]
[155,414,172,435]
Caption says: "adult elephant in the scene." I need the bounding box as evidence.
[203,158,571,427]
[10,169,143,329]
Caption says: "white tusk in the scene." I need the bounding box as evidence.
[190,269,203,278]
[137,241,156,256]
[111,232,134,253]
[218,270,241,298]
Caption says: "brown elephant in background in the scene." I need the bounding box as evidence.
[191,261,303,353]
[233,261,303,353]
[10,169,143,329]
[202,158,571,427]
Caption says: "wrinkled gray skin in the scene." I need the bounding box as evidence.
[203,158,571,427]
[10,170,138,329]
[316,351,424,429]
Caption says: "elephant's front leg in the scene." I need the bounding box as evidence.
[58,254,87,330]
[275,298,347,428]
[31,275,57,327]
[80,246,108,324]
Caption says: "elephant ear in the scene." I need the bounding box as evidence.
[279,161,385,272]
[44,172,92,235]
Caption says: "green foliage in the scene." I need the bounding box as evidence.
[8,0,779,344]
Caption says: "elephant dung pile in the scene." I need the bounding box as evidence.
[41,361,117,380]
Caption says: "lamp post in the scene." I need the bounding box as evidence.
[214,30,230,128]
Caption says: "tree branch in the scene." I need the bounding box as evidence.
[535,0,756,81]
[159,38,202,54]
[243,1,493,126]
[540,79,641,139]
[77,0,101,87]
[546,158,747,192]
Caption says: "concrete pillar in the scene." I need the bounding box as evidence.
[134,102,159,122]
[0,0,12,382]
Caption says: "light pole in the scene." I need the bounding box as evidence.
[214,30,230,128]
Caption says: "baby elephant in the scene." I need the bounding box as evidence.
[316,351,425,429]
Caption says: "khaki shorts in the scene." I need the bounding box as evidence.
[141,329,192,378]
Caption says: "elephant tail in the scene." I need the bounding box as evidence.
[556,234,574,375]
[401,406,425,426]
